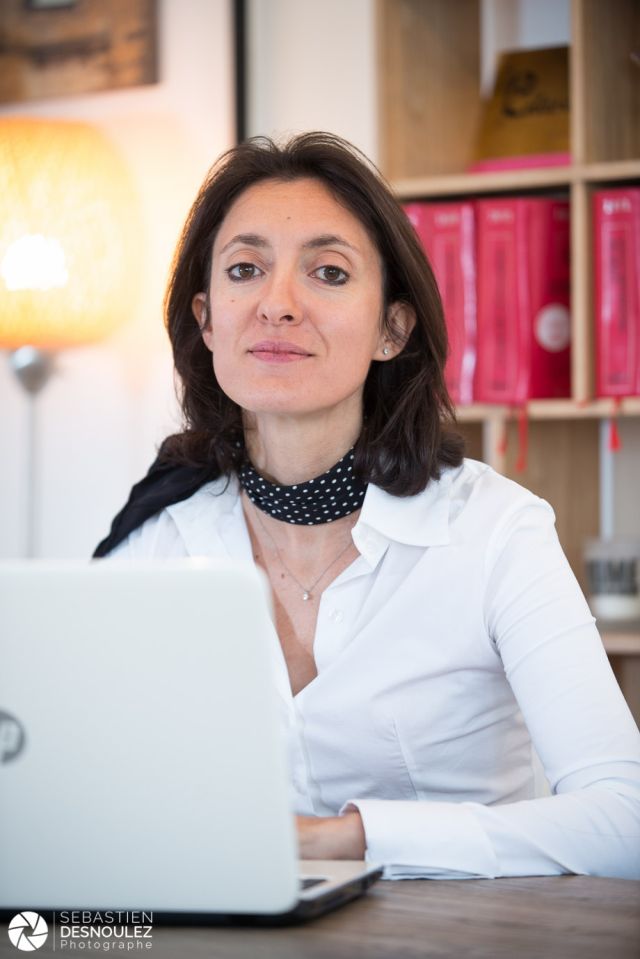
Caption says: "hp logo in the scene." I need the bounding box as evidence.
[0,711,26,763]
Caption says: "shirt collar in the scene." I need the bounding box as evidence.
[166,475,246,559]
[353,467,455,558]
[167,467,457,561]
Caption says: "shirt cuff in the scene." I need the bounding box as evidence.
[341,799,501,880]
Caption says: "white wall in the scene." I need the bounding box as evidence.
[246,0,378,161]
[0,0,234,558]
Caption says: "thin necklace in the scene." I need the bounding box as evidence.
[250,500,355,601]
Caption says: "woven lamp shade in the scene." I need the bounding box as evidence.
[0,117,138,351]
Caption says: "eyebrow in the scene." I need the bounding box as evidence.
[219,233,268,254]
[219,232,360,255]
[302,234,359,253]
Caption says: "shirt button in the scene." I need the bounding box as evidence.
[329,609,343,624]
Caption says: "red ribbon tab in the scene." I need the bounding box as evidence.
[608,398,623,452]
[515,405,529,473]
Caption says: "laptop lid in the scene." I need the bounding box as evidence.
[0,559,304,916]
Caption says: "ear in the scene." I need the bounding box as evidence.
[375,301,416,360]
[192,292,214,352]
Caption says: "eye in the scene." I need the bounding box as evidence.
[312,264,349,286]
[226,262,263,281]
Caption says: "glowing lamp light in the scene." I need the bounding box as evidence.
[2,234,69,291]
[0,116,139,354]
[0,118,140,556]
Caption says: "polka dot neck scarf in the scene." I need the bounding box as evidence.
[238,449,367,525]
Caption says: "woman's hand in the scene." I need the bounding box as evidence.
[296,810,366,860]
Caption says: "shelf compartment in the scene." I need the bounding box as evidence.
[503,418,600,591]
[377,0,483,179]
[576,0,640,164]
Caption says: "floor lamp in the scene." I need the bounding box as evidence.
[0,117,138,558]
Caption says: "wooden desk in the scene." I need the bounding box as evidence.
[43,877,635,959]
[5,878,637,958]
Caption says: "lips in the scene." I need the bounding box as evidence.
[248,340,312,362]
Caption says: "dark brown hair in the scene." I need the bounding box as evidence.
[160,131,464,495]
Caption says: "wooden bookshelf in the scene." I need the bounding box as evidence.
[392,160,640,201]
[582,160,640,184]
[392,167,575,200]
[376,0,640,706]
[456,398,640,422]
[376,0,639,479]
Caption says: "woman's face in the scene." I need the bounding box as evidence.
[193,177,412,424]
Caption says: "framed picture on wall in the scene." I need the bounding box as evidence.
[0,0,158,104]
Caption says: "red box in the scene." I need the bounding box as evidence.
[593,188,640,397]
[474,197,571,404]
[404,201,476,405]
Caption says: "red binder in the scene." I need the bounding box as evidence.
[593,188,640,397]
[404,201,476,405]
[474,197,571,404]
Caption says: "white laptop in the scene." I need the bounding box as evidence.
[0,560,381,923]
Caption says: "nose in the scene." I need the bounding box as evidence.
[257,269,301,325]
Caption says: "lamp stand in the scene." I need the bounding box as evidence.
[8,347,55,558]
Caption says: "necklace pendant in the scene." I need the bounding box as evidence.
[302,590,311,601]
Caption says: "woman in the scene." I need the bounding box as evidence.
[95,132,640,879]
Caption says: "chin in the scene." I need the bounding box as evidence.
[239,397,327,417]
[220,378,317,415]
[217,367,364,421]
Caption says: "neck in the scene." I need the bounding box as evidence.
[243,490,360,554]
[243,408,362,485]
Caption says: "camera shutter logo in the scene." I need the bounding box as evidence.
[0,711,25,763]
[8,912,48,951]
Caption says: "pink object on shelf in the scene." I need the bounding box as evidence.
[593,188,640,398]
[404,201,477,405]
[474,197,572,404]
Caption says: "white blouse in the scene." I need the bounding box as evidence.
[107,458,640,880]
